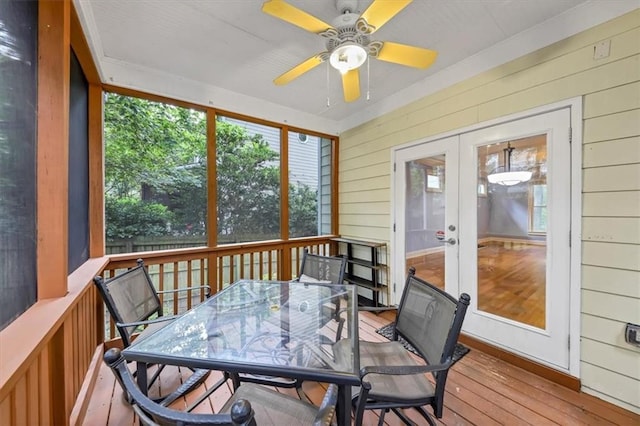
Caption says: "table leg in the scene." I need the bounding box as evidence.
[136,362,149,396]
[336,384,352,426]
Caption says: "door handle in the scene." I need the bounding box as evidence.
[440,238,456,245]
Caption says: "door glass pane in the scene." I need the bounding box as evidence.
[405,155,446,289]
[477,136,547,328]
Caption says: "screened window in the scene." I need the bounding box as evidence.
[288,132,332,237]
[216,116,281,244]
[103,93,207,254]
[0,0,38,330]
[68,50,89,271]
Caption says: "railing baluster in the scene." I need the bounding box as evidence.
[200,258,206,301]
[230,255,236,285]
[173,262,179,315]
[187,259,193,310]
[249,252,255,279]
[158,264,165,308]
[217,256,222,292]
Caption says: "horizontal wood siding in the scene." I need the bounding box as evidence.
[338,9,640,413]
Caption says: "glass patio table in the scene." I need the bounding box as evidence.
[122,279,360,425]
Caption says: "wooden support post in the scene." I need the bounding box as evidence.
[37,0,71,299]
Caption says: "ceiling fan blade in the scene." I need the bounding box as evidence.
[342,69,360,102]
[376,41,437,69]
[359,0,412,34]
[262,0,333,34]
[274,54,324,86]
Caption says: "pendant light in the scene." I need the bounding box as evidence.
[487,142,532,186]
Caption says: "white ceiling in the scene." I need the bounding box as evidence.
[74,0,638,134]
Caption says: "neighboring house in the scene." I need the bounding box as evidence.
[220,116,333,235]
[220,116,320,188]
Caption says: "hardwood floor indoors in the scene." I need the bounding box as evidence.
[408,240,546,328]
[82,310,639,425]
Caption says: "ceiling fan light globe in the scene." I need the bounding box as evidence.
[487,171,532,186]
[329,43,367,73]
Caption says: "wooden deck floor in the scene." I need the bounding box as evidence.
[83,310,639,426]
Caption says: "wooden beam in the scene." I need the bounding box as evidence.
[38,0,71,299]
[280,125,289,241]
[280,126,291,279]
[103,84,207,112]
[206,111,218,289]
[331,136,339,236]
[88,84,104,257]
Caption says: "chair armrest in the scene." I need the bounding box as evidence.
[116,315,180,329]
[360,361,451,378]
[313,384,338,426]
[156,285,212,298]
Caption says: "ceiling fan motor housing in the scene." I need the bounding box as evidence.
[326,19,370,50]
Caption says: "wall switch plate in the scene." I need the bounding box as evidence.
[593,40,611,60]
[625,323,640,347]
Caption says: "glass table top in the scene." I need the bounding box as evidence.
[123,280,359,381]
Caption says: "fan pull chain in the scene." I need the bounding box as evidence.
[326,61,331,107]
[366,56,370,101]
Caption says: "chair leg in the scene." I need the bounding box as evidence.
[159,369,211,407]
[392,407,436,426]
[294,380,313,404]
[185,372,230,412]
[377,409,387,426]
[147,364,165,389]
[353,392,369,426]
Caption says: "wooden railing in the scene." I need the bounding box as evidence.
[0,257,109,426]
[0,236,335,425]
[104,237,336,340]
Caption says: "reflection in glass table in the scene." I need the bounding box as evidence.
[122,279,360,426]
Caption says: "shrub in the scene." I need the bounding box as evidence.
[105,196,174,240]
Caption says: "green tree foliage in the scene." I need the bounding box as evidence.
[105,197,173,239]
[215,120,281,241]
[104,93,207,237]
[289,184,318,238]
[104,93,318,243]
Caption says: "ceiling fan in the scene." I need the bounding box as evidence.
[262,0,437,102]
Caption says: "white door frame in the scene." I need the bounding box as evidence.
[390,97,582,376]
[393,136,460,297]
[459,108,571,370]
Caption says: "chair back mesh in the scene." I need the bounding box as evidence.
[95,263,162,345]
[298,250,346,284]
[395,271,459,367]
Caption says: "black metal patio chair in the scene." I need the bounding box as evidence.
[295,248,348,338]
[333,267,470,426]
[94,259,221,406]
[295,248,347,286]
[104,347,339,426]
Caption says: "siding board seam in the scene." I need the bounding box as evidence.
[580,359,640,382]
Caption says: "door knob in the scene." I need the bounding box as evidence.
[440,238,456,245]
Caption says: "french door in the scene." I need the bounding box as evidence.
[393,108,573,371]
